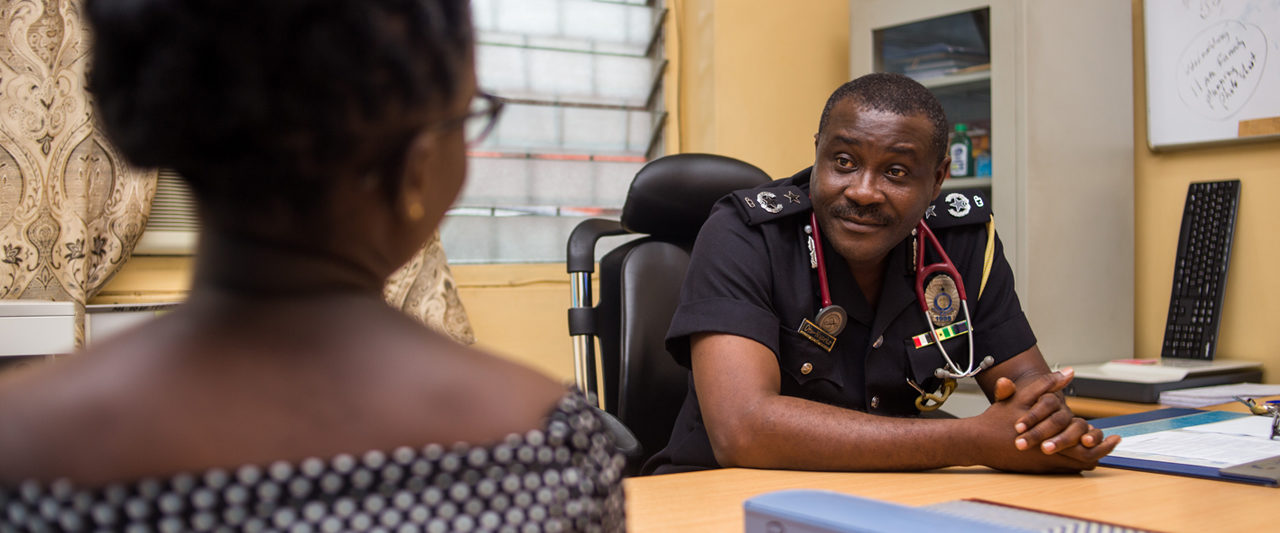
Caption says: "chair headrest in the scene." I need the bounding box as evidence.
[620,153,772,241]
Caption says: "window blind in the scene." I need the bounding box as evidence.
[132,169,198,255]
[443,0,667,263]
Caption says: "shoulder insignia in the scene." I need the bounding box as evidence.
[922,189,992,230]
[733,185,811,226]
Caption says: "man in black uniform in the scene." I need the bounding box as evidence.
[644,73,1119,474]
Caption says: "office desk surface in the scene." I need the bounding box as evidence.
[625,466,1273,532]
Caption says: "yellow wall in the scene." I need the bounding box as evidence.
[450,264,576,380]
[1132,0,1280,379]
[674,0,851,178]
[92,256,193,305]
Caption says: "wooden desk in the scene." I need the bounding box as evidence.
[1065,395,1166,418]
[625,466,1273,532]
[624,396,1280,531]
[626,398,1280,532]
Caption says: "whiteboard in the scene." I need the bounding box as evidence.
[1145,0,1280,150]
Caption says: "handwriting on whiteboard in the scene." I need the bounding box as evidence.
[1184,0,1225,20]
[1176,20,1266,120]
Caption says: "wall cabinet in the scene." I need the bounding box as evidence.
[851,0,1135,365]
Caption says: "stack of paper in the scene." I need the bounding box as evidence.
[1158,383,1280,408]
[882,43,989,81]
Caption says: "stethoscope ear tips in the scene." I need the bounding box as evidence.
[980,356,995,370]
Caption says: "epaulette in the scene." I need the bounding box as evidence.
[733,185,811,226]
[921,189,991,230]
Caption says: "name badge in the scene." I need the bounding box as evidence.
[797,318,836,352]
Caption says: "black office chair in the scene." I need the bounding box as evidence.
[566,153,772,472]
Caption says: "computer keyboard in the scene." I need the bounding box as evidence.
[1160,180,1240,361]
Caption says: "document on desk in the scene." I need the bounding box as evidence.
[1094,408,1280,486]
[1112,415,1280,468]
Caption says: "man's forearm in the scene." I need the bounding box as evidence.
[691,335,1113,473]
[707,373,1111,474]
[707,394,981,471]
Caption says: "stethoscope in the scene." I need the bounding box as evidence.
[806,212,993,410]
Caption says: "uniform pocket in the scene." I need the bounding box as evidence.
[777,327,845,389]
[904,328,972,388]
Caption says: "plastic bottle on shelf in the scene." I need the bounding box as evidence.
[949,123,972,177]
[974,134,991,177]
[975,150,991,177]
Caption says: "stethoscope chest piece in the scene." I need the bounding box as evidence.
[815,305,847,336]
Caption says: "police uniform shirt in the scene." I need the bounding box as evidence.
[642,167,1037,475]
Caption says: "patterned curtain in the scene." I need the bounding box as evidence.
[0,0,157,343]
[384,232,476,345]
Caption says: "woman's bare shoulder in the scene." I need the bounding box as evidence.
[403,340,570,436]
[0,354,134,483]
[0,312,573,485]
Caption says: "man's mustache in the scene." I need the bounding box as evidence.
[827,203,894,226]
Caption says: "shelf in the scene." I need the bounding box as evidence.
[916,69,991,90]
[941,177,992,190]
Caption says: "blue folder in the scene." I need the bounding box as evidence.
[1091,407,1278,487]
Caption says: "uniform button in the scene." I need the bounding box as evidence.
[800,362,813,375]
[870,396,880,409]
[872,336,884,349]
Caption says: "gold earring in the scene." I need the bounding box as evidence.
[406,200,425,221]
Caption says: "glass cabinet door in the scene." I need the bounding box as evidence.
[873,8,992,190]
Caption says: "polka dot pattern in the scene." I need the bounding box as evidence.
[0,393,625,532]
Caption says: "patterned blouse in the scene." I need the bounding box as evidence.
[0,393,625,532]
